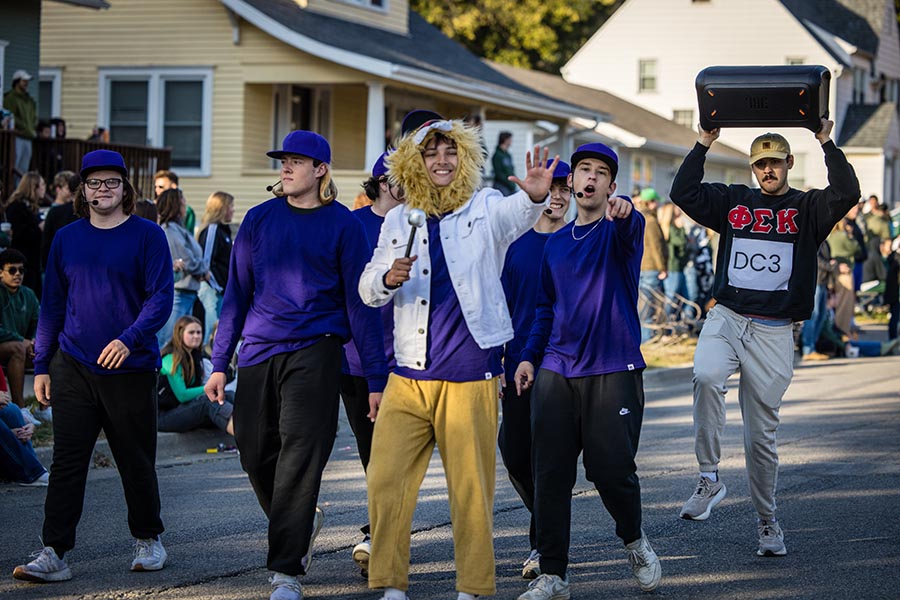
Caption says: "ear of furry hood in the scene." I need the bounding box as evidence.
[386,120,485,217]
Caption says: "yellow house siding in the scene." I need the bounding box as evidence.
[243,84,274,172]
[305,0,408,36]
[331,84,368,171]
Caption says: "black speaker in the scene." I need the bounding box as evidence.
[696,65,830,132]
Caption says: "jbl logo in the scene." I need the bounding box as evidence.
[746,96,769,110]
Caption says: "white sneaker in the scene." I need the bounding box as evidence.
[522,548,541,579]
[300,507,325,574]
[12,546,72,582]
[270,572,302,600]
[33,406,53,424]
[131,537,167,571]
[518,573,570,599]
[352,534,370,576]
[18,471,50,487]
[20,407,41,427]
[625,531,662,592]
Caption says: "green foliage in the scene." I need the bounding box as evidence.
[410,0,623,73]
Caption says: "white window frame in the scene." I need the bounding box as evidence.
[0,41,8,95]
[97,67,213,176]
[334,0,388,13]
[639,59,657,93]
[785,57,805,65]
[39,68,63,119]
[672,109,694,129]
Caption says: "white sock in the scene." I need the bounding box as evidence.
[384,588,407,600]
[700,471,718,482]
[458,594,478,600]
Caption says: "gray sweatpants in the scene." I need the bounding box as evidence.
[692,303,794,519]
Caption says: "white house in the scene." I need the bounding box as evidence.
[563,0,900,204]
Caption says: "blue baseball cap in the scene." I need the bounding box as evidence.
[372,152,389,179]
[571,143,619,180]
[80,149,127,179]
[401,109,444,136]
[546,159,571,181]
[267,130,331,164]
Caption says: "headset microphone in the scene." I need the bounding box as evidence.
[544,208,553,215]
[575,192,584,198]
[266,180,282,193]
[91,200,100,205]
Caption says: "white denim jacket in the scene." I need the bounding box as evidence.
[359,188,548,370]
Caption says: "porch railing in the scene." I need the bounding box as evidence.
[1,130,172,201]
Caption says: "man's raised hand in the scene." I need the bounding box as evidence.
[509,146,560,203]
[698,125,720,148]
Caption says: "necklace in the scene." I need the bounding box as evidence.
[571,219,602,241]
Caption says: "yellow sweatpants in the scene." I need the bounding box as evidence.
[367,374,500,596]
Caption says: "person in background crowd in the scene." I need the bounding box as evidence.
[670,121,859,558]
[134,199,158,223]
[49,118,66,140]
[154,170,195,234]
[13,149,174,583]
[3,70,37,180]
[0,249,41,426]
[3,172,45,299]
[658,200,689,313]
[845,202,868,293]
[492,131,516,195]
[826,219,861,335]
[41,171,80,271]
[206,130,387,600]
[157,188,208,348]
[635,187,667,342]
[864,200,892,243]
[86,127,109,143]
[196,192,234,345]
[158,315,233,435]
[0,366,49,486]
[885,237,900,341]
[498,159,571,582]
[800,241,836,361]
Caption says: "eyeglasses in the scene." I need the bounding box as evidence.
[4,266,25,275]
[85,178,122,190]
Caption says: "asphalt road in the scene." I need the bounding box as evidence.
[2,352,899,600]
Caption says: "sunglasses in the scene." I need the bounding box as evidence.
[4,266,26,275]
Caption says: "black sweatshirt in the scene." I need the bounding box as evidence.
[670,140,860,321]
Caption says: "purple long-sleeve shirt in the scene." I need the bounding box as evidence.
[343,205,395,376]
[35,216,174,375]
[212,198,388,393]
[521,207,646,377]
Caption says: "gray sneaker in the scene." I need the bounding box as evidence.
[351,534,370,577]
[131,537,167,571]
[757,519,787,557]
[12,547,72,583]
[300,507,325,574]
[679,476,726,520]
[518,573,570,600]
[269,573,302,600]
[625,531,662,592]
[522,548,541,580]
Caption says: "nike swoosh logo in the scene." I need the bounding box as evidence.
[619,408,630,416]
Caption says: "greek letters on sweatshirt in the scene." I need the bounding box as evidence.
[500,228,551,381]
[35,216,174,375]
[670,141,861,321]
[520,208,646,378]
[211,198,388,393]
[343,205,395,376]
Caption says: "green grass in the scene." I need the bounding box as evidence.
[641,336,698,369]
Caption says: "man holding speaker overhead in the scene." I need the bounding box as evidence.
[205,131,388,600]
[358,111,559,600]
[514,143,662,599]
[670,117,860,557]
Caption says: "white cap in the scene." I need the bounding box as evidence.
[12,70,33,82]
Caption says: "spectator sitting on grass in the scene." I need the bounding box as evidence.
[0,248,44,426]
[0,366,49,486]
[158,316,234,435]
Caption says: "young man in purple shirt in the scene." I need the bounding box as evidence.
[359,113,559,600]
[13,150,174,583]
[342,151,404,577]
[499,159,571,580]
[205,131,388,600]
[514,143,662,598]
[670,120,860,557]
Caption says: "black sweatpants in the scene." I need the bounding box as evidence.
[340,373,375,537]
[233,337,341,576]
[531,368,645,578]
[498,380,536,549]
[43,351,163,557]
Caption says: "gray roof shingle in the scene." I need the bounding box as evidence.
[838,102,897,146]
[779,0,885,56]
